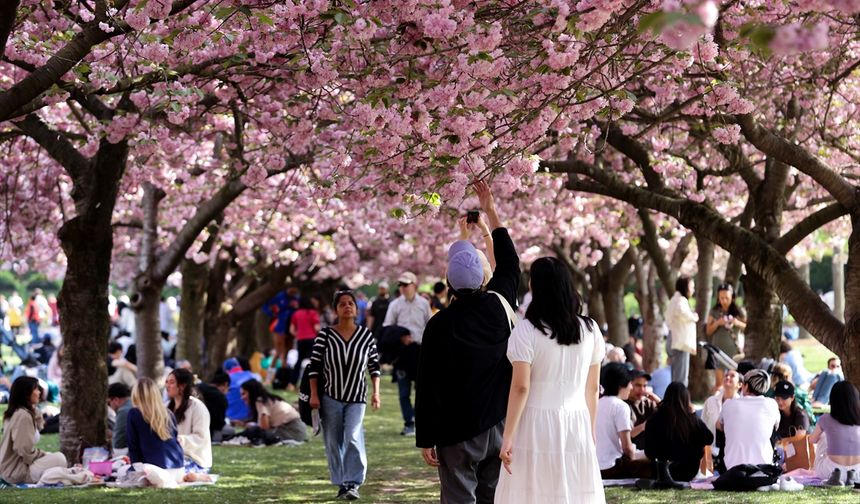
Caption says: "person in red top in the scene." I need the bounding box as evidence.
[290,297,321,389]
[23,295,41,344]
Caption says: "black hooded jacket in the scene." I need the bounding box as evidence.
[415,227,519,449]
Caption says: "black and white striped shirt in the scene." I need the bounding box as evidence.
[307,325,381,403]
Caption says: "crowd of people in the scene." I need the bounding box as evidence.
[1,180,859,503]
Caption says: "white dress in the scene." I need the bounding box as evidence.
[495,318,606,504]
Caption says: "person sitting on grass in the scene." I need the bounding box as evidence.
[810,357,844,407]
[107,382,133,456]
[597,363,651,478]
[643,382,714,487]
[810,381,860,487]
[127,377,185,482]
[766,362,816,428]
[717,369,780,470]
[773,380,809,439]
[240,379,308,446]
[197,370,234,444]
[166,368,212,472]
[0,377,67,484]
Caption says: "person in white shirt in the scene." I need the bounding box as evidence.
[664,277,698,387]
[166,368,212,471]
[597,363,651,479]
[701,368,742,437]
[717,369,780,470]
[383,271,431,436]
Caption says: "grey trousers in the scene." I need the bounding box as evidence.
[670,349,690,387]
[436,421,504,504]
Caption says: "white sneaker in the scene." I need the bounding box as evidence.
[779,476,804,492]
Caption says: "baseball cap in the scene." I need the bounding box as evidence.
[223,357,240,373]
[774,380,795,398]
[378,280,389,289]
[398,272,418,285]
[744,369,770,396]
[630,370,652,381]
[446,241,484,291]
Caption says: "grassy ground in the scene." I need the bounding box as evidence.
[0,335,851,502]
[0,379,857,503]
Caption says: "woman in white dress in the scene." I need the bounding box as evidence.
[497,257,605,504]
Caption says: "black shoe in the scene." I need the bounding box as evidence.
[652,460,688,490]
[345,485,360,500]
[823,468,844,487]
[336,486,349,499]
[635,478,655,490]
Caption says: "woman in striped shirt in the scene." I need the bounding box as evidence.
[308,290,381,501]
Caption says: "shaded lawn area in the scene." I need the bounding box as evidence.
[0,374,855,502]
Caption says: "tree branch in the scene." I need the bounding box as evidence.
[14,114,90,179]
[0,0,20,58]
[0,0,197,122]
[547,157,846,347]
[637,208,674,292]
[774,202,849,254]
[735,114,857,209]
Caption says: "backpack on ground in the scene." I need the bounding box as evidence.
[712,463,781,491]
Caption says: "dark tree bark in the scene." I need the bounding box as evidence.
[16,113,128,463]
[690,235,715,401]
[177,258,209,372]
[0,0,20,58]
[586,265,607,328]
[131,182,167,380]
[603,247,635,347]
[632,249,662,372]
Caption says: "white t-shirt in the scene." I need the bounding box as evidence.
[596,395,633,470]
[719,395,780,469]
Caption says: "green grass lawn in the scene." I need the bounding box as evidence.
[1,379,858,503]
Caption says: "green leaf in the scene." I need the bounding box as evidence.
[422,192,442,208]
[334,12,347,25]
[638,12,666,35]
[389,207,406,219]
[214,6,236,20]
[255,12,275,27]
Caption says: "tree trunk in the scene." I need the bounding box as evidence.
[840,216,860,385]
[632,250,662,372]
[834,250,846,323]
[586,266,606,328]
[689,235,714,401]
[603,248,635,347]
[741,271,782,359]
[254,309,272,353]
[58,139,128,463]
[205,316,234,378]
[177,258,209,372]
[797,262,812,339]
[131,182,167,380]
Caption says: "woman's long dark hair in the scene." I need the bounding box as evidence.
[240,379,283,422]
[167,368,195,425]
[830,381,860,426]
[525,257,593,345]
[658,382,697,443]
[675,277,691,299]
[712,283,743,317]
[3,376,39,421]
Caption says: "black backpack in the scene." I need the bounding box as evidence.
[712,464,781,491]
[298,332,327,426]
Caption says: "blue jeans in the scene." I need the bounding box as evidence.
[1,326,29,361]
[320,394,367,487]
[27,321,39,343]
[396,370,415,428]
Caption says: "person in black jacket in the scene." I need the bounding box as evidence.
[415,180,519,504]
[643,382,714,485]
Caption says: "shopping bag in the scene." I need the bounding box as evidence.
[780,433,813,471]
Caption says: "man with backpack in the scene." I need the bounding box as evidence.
[415,180,520,504]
